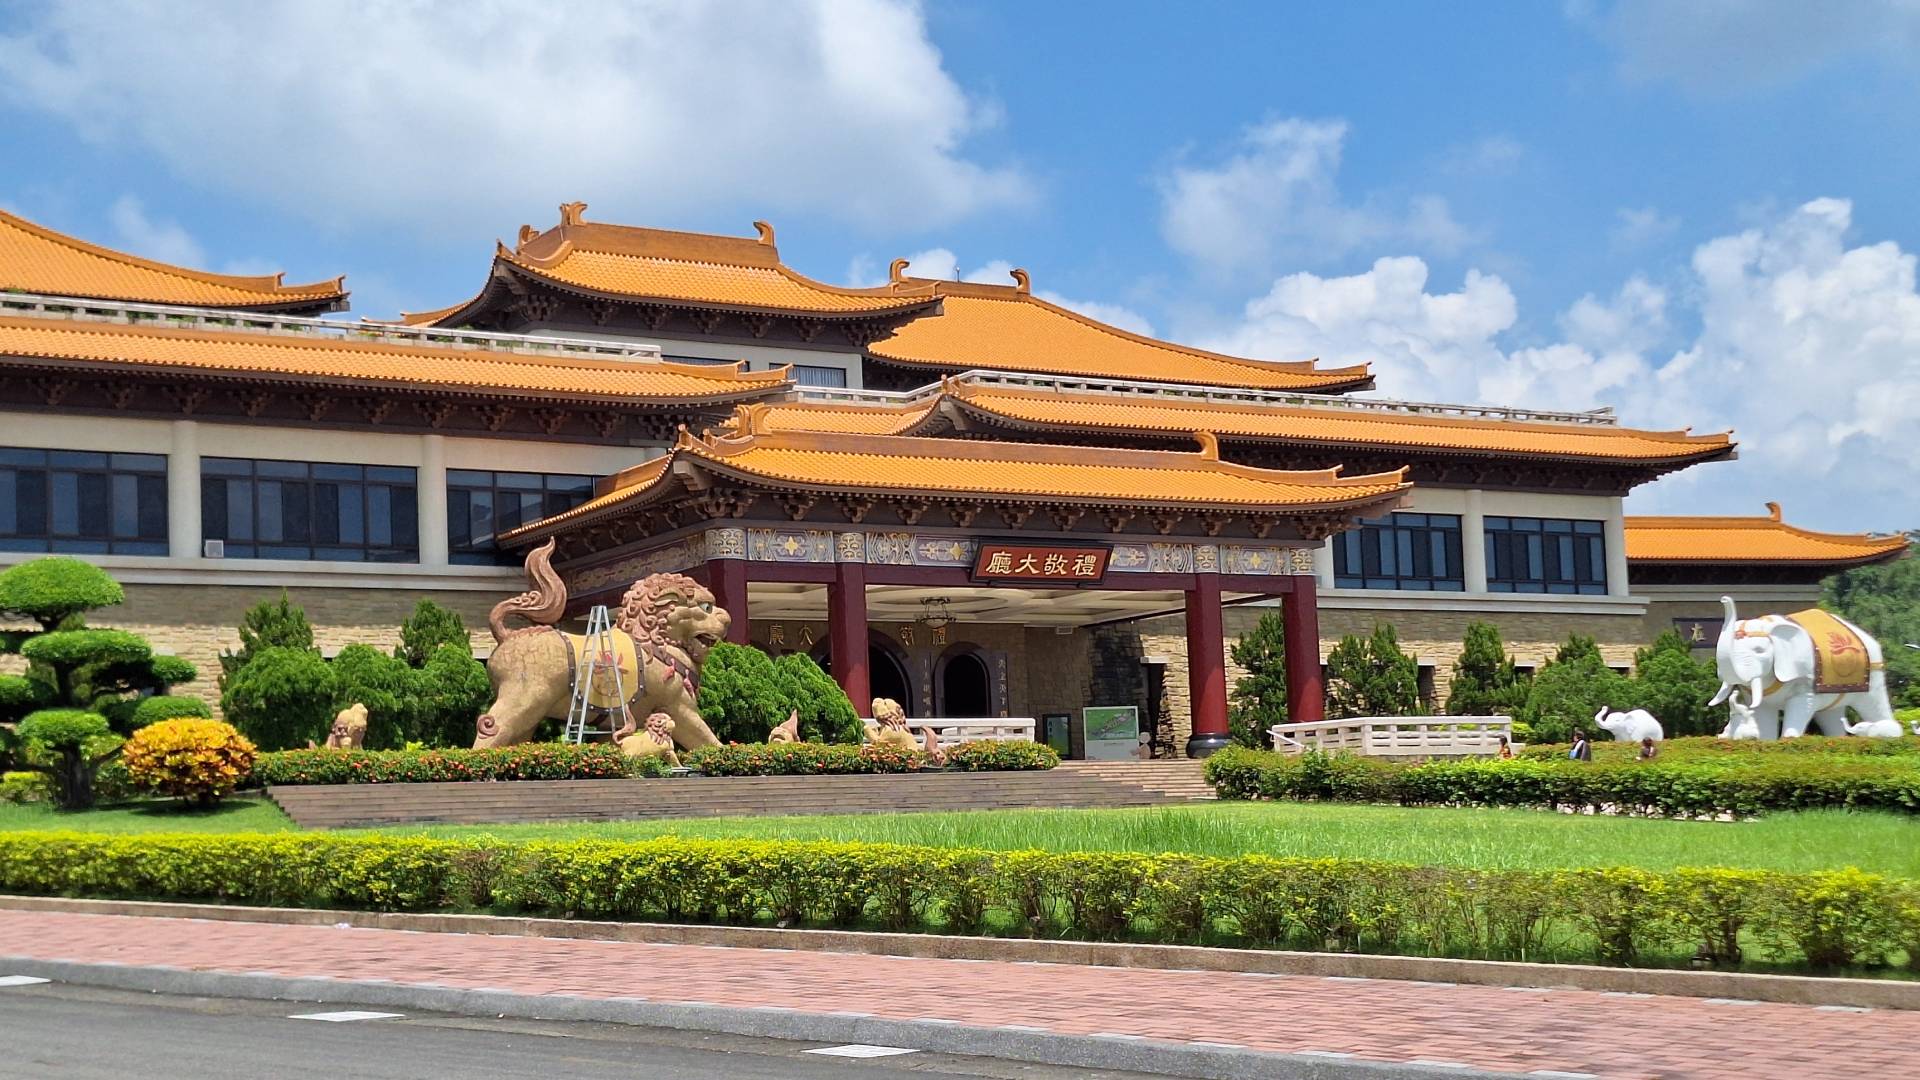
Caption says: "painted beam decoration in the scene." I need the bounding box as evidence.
[970,541,1111,585]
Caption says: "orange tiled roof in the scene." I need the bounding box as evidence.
[0,315,789,404]
[403,203,937,324]
[505,419,1411,540]
[749,380,1735,466]
[1626,506,1909,566]
[0,209,346,311]
[866,273,1372,392]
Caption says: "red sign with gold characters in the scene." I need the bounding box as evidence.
[970,541,1112,585]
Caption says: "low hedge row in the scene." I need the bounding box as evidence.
[1,832,1915,973]
[1206,747,1920,817]
[682,739,1058,777]
[1519,735,1920,763]
[251,743,655,785]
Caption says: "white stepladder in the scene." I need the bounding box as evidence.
[563,604,631,744]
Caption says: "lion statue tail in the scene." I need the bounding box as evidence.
[489,538,567,642]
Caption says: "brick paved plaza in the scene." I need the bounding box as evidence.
[2,910,1913,1079]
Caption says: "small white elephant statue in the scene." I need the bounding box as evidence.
[1707,596,1894,739]
[1842,717,1907,739]
[1718,692,1763,739]
[1593,706,1663,743]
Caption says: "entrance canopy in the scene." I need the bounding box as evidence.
[500,411,1412,750]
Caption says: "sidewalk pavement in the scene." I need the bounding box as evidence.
[2,909,1914,1080]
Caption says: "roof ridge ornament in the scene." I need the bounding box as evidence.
[1008,268,1031,294]
[516,224,538,250]
[753,221,776,247]
[559,202,588,227]
[889,258,910,284]
[1767,501,1783,522]
[1193,430,1219,460]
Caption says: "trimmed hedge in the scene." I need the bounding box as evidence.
[683,742,928,776]
[943,739,1061,771]
[251,742,658,785]
[0,832,1915,974]
[1520,734,1920,762]
[1205,747,1920,817]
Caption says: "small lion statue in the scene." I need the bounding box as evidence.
[309,703,368,750]
[613,711,679,767]
[869,697,917,751]
[768,709,801,744]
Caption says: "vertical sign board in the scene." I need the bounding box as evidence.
[1081,706,1140,761]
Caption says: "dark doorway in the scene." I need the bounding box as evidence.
[815,633,915,717]
[938,649,992,717]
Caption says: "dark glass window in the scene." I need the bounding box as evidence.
[1484,516,1608,595]
[1333,512,1464,591]
[792,364,849,388]
[202,458,417,562]
[0,448,168,555]
[447,469,594,565]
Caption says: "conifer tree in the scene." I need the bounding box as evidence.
[1325,624,1422,718]
[218,590,316,688]
[395,599,470,668]
[1445,621,1527,715]
[1227,612,1288,747]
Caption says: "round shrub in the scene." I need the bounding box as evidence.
[220,645,337,751]
[121,718,257,806]
[127,695,213,728]
[774,651,862,744]
[696,643,785,743]
[0,556,124,628]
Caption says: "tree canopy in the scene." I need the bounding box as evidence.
[1825,539,1920,707]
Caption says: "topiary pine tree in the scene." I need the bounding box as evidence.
[1325,624,1422,718]
[1227,611,1288,748]
[218,591,316,689]
[14,709,123,809]
[395,599,471,668]
[1446,621,1528,716]
[774,651,862,743]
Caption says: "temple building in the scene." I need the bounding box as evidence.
[0,204,1905,753]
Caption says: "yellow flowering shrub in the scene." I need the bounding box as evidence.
[121,718,257,806]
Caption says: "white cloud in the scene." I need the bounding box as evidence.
[1205,198,1920,530]
[1610,206,1680,252]
[107,196,206,268]
[1158,117,1473,273]
[1438,134,1524,176]
[0,0,1028,235]
[856,247,1157,336]
[1577,0,1920,93]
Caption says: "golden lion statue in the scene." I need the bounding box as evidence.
[473,540,731,751]
[310,702,368,750]
[868,697,917,751]
[613,711,679,766]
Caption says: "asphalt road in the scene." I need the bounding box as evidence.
[0,981,1165,1080]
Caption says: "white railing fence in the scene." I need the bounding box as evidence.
[1267,716,1514,758]
[862,716,1037,749]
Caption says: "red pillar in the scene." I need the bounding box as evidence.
[828,560,870,713]
[1283,576,1325,724]
[1184,573,1230,757]
[704,558,749,646]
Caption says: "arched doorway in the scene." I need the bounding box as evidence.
[815,631,916,717]
[936,647,992,717]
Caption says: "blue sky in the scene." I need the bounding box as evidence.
[2,1,1917,530]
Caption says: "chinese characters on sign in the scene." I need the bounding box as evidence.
[1672,617,1723,648]
[970,541,1112,585]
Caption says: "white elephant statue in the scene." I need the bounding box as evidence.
[1843,717,1907,739]
[1593,706,1663,743]
[1707,596,1895,739]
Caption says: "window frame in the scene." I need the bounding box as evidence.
[1483,515,1609,595]
[1332,511,1465,591]
[0,447,169,556]
[446,469,596,565]
[201,457,418,563]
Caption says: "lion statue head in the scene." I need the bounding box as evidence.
[615,571,731,666]
[872,697,907,730]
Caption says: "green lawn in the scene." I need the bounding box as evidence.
[6,795,1917,876]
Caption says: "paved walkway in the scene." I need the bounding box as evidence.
[2,909,1915,1079]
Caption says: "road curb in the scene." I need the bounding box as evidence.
[5,893,1918,1011]
[0,955,1521,1080]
